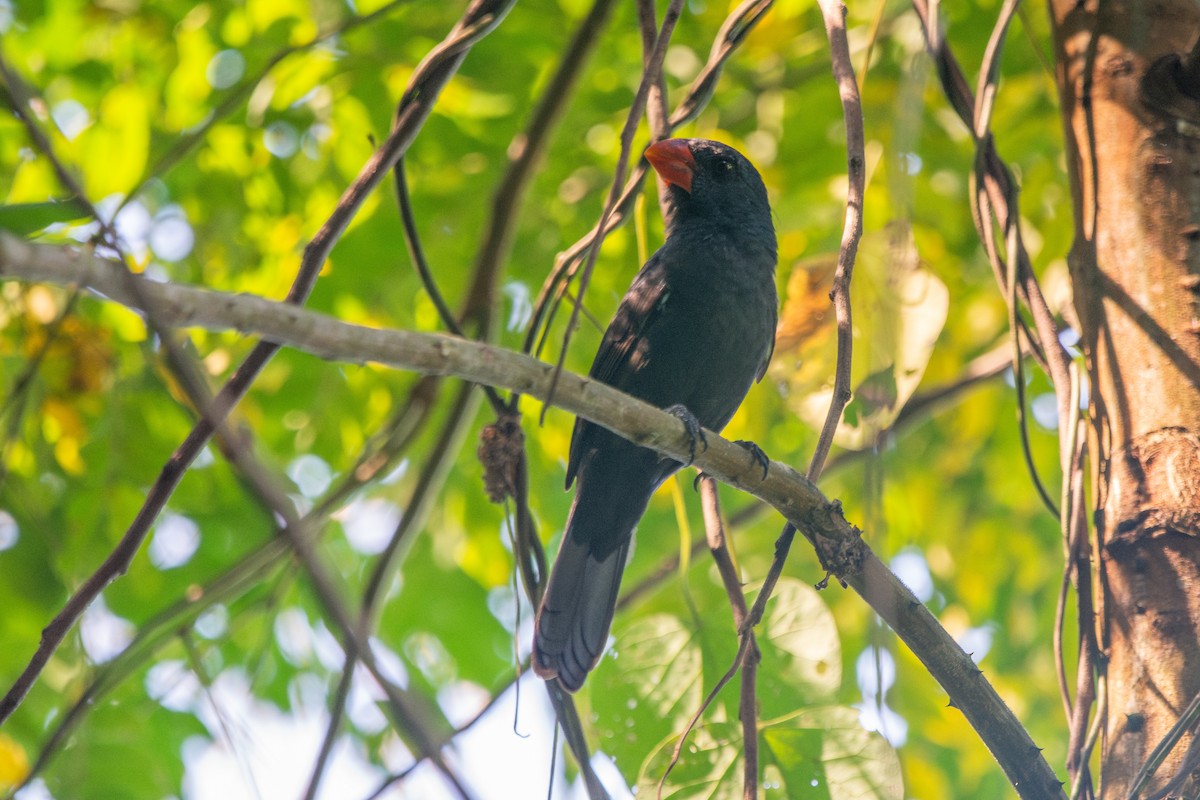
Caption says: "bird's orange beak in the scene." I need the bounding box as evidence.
[645,139,695,194]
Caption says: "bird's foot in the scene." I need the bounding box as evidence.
[733,440,770,480]
[665,404,707,466]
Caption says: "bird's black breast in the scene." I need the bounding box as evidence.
[624,240,776,429]
[566,234,776,488]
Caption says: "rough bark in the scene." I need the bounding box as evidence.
[1050,1,1200,796]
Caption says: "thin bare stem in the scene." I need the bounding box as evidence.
[806,0,865,482]
[1057,364,1084,720]
[302,663,355,800]
[658,634,754,799]
[395,158,468,341]
[699,479,760,799]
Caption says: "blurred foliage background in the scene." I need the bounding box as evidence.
[0,0,1076,797]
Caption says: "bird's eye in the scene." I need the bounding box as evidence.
[716,157,736,177]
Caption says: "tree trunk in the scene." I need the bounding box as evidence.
[1050,1,1200,796]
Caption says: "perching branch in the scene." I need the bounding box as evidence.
[0,234,1067,798]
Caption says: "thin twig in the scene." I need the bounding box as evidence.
[301,661,355,800]
[304,383,479,800]
[395,157,468,340]
[1063,380,1097,799]
[216,420,477,799]
[637,0,673,213]
[973,0,1059,516]
[701,479,760,799]
[806,0,864,482]
[656,478,759,798]
[462,0,619,336]
[1070,681,1106,800]
[658,634,754,800]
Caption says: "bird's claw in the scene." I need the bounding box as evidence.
[733,440,770,480]
[665,404,707,466]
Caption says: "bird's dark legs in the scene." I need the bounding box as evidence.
[733,439,770,479]
[665,404,707,466]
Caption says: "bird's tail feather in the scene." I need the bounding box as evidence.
[533,533,629,692]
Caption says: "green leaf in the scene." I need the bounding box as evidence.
[590,613,704,773]
[638,705,902,800]
[637,708,902,800]
[637,720,745,800]
[772,223,949,449]
[755,577,842,716]
[0,199,90,234]
[763,707,903,800]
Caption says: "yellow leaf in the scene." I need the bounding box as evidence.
[0,735,29,790]
[55,434,85,475]
[164,21,216,130]
[771,222,948,450]
[81,85,151,196]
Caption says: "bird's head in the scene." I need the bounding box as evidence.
[644,138,774,241]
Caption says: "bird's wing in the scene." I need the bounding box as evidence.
[565,254,670,488]
[756,305,778,383]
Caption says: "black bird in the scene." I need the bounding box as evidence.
[532,138,778,692]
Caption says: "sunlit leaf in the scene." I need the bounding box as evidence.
[0,733,29,791]
[771,222,949,449]
[763,707,904,800]
[591,613,704,772]
[755,577,842,715]
[637,708,902,800]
